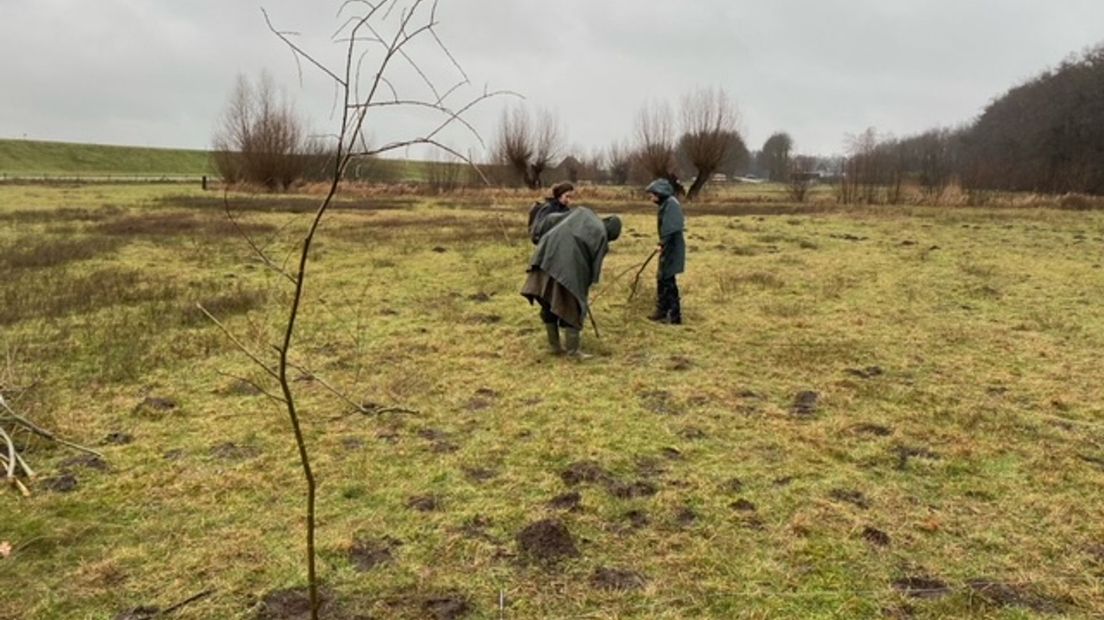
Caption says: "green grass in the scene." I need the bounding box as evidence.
[0,139,217,176]
[0,138,440,182]
[2,184,1104,618]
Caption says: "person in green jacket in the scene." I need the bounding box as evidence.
[646,178,685,324]
[520,207,622,358]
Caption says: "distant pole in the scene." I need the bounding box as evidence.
[202,175,208,191]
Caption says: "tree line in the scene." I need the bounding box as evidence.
[213,42,1104,200]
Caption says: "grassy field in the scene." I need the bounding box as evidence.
[0,139,443,183]
[2,183,1103,619]
[0,140,217,177]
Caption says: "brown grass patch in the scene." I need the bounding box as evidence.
[0,267,178,326]
[0,236,124,270]
[155,194,418,214]
[93,211,275,238]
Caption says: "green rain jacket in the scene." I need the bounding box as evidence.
[526,207,611,322]
[646,179,686,279]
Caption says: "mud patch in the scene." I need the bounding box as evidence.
[560,460,612,486]
[341,437,366,451]
[102,432,134,446]
[892,577,951,599]
[723,478,744,493]
[679,426,707,440]
[417,428,458,454]
[675,506,698,527]
[622,510,649,530]
[893,445,939,470]
[640,390,682,416]
[406,495,441,512]
[731,499,757,512]
[846,366,885,379]
[60,454,109,471]
[862,527,891,547]
[462,467,497,484]
[852,423,893,437]
[830,488,871,509]
[591,567,647,591]
[210,442,261,462]
[466,388,499,412]
[516,519,579,563]
[667,356,694,371]
[348,536,402,572]
[791,391,819,417]
[422,593,472,620]
[965,580,1061,612]
[468,292,493,303]
[548,491,582,511]
[134,396,178,416]
[42,473,78,493]
[606,480,659,499]
[255,587,336,620]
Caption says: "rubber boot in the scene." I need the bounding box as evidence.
[563,328,592,360]
[544,323,564,355]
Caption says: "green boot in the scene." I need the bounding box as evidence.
[545,323,564,355]
[563,328,592,360]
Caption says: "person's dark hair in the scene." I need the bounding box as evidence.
[551,182,575,200]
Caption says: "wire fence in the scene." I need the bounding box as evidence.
[0,173,210,185]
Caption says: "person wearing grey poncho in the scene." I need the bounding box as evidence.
[646,178,685,324]
[521,207,622,358]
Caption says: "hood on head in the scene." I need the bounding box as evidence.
[646,178,674,199]
[602,216,622,242]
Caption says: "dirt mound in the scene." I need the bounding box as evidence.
[862,527,891,547]
[892,577,951,599]
[256,587,336,620]
[516,519,579,562]
[560,461,611,486]
[830,488,870,509]
[591,567,647,591]
[967,580,1066,613]
[791,391,819,416]
[606,480,659,499]
[547,491,582,511]
[406,495,440,512]
[422,593,471,620]
[348,536,401,572]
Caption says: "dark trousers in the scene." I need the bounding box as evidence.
[656,276,681,320]
[540,303,569,327]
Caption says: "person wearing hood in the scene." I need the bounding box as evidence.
[521,207,623,358]
[528,182,575,245]
[646,178,686,324]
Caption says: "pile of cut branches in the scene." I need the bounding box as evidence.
[1,391,101,497]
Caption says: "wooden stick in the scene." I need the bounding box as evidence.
[628,248,660,301]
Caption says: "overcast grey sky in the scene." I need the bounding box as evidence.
[3,0,1103,157]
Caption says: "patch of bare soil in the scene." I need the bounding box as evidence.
[830,488,871,509]
[255,588,338,620]
[791,391,819,417]
[892,577,951,599]
[590,567,647,591]
[348,536,402,572]
[862,527,891,547]
[967,580,1067,613]
[547,491,582,511]
[516,519,579,563]
[560,460,612,486]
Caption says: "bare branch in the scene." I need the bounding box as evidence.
[262,8,347,87]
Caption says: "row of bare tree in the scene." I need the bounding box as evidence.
[839,43,1104,203]
[493,87,754,200]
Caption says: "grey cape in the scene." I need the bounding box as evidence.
[521,207,611,328]
[646,179,686,279]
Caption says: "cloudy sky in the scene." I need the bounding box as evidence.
[3,0,1103,157]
